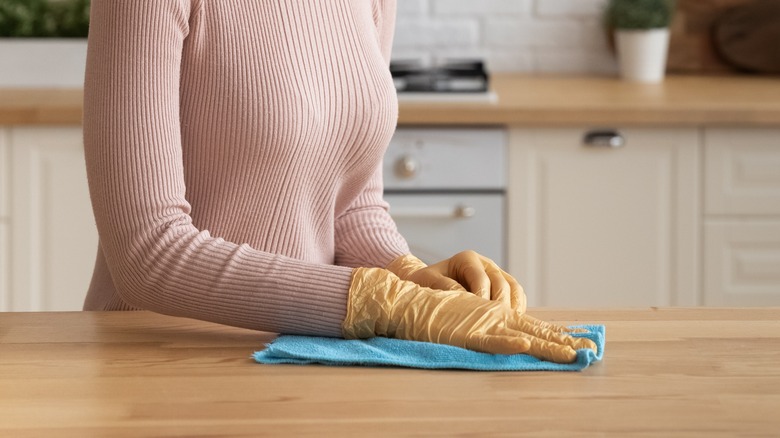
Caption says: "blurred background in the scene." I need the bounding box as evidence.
[393,0,617,75]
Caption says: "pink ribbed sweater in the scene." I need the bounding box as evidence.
[82,0,408,337]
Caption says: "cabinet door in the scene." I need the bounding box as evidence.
[704,221,780,306]
[705,128,780,216]
[703,128,780,306]
[0,129,9,311]
[10,126,98,311]
[508,128,699,307]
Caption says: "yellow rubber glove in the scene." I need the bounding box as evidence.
[386,251,527,313]
[343,267,595,363]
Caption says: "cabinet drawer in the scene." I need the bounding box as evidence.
[385,193,505,267]
[384,128,506,190]
[704,221,780,306]
[705,128,780,216]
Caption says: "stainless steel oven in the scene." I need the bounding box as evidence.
[383,128,507,266]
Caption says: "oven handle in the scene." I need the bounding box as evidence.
[389,204,476,219]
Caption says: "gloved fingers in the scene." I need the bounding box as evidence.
[506,329,579,363]
[401,259,468,292]
[520,313,577,333]
[567,327,589,334]
[463,330,532,355]
[466,325,581,363]
[474,253,518,309]
[499,269,526,313]
[485,265,511,307]
[515,315,597,353]
[452,251,491,300]
[522,314,589,335]
[427,275,468,292]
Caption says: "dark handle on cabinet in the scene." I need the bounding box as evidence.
[583,130,625,148]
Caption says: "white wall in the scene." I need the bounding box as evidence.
[393,0,618,75]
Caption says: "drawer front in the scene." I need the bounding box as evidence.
[384,128,506,190]
[705,128,780,216]
[704,221,780,306]
[384,193,505,267]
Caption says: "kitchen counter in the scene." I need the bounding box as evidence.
[400,74,780,126]
[2,309,779,436]
[2,74,780,126]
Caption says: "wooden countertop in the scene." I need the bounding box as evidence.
[2,308,779,436]
[402,74,780,126]
[2,74,780,126]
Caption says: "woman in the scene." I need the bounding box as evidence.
[82,0,594,363]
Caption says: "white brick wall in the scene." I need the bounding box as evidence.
[392,0,618,75]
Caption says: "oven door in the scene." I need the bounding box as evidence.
[384,193,505,267]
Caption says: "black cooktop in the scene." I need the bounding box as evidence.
[389,59,489,93]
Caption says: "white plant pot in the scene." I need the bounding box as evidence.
[0,39,88,88]
[615,28,670,83]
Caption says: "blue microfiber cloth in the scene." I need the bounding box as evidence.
[253,324,604,371]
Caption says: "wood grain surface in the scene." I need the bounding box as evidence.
[667,0,758,74]
[714,1,780,73]
[398,74,780,126]
[3,74,780,127]
[2,309,779,437]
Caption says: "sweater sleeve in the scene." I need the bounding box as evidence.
[333,0,410,269]
[83,0,350,337]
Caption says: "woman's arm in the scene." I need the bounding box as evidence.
[84,0,351,336]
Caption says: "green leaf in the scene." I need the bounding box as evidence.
[606,0,677,30]
[0,0,90,38]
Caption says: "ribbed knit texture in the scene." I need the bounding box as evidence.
[82,0,408,337]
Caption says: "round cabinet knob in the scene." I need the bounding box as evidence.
[454,205,475,219]
[394,155,419,179]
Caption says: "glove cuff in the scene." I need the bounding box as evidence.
[342,267,427,340]
[342,267,399,339]
[385,254,427,279]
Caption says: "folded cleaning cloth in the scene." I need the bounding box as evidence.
[253,324,604,371]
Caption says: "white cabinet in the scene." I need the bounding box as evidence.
[703,128,780,306]
[705,128,780,216]
[6,126,97,311]
[507,127,699,308]
[2,124,779,310]
[1,129,10,311]
[704,221,780,306]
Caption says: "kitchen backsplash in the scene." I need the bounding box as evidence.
[392,0,618,74]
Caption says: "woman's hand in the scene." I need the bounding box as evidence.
[386,251,527,313]
[344,267,594,363]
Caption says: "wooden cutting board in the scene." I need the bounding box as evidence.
[714,1,780,73]
[666,0,759,74]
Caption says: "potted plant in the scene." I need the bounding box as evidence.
[606,0,676,83]
[0,0,90,88]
